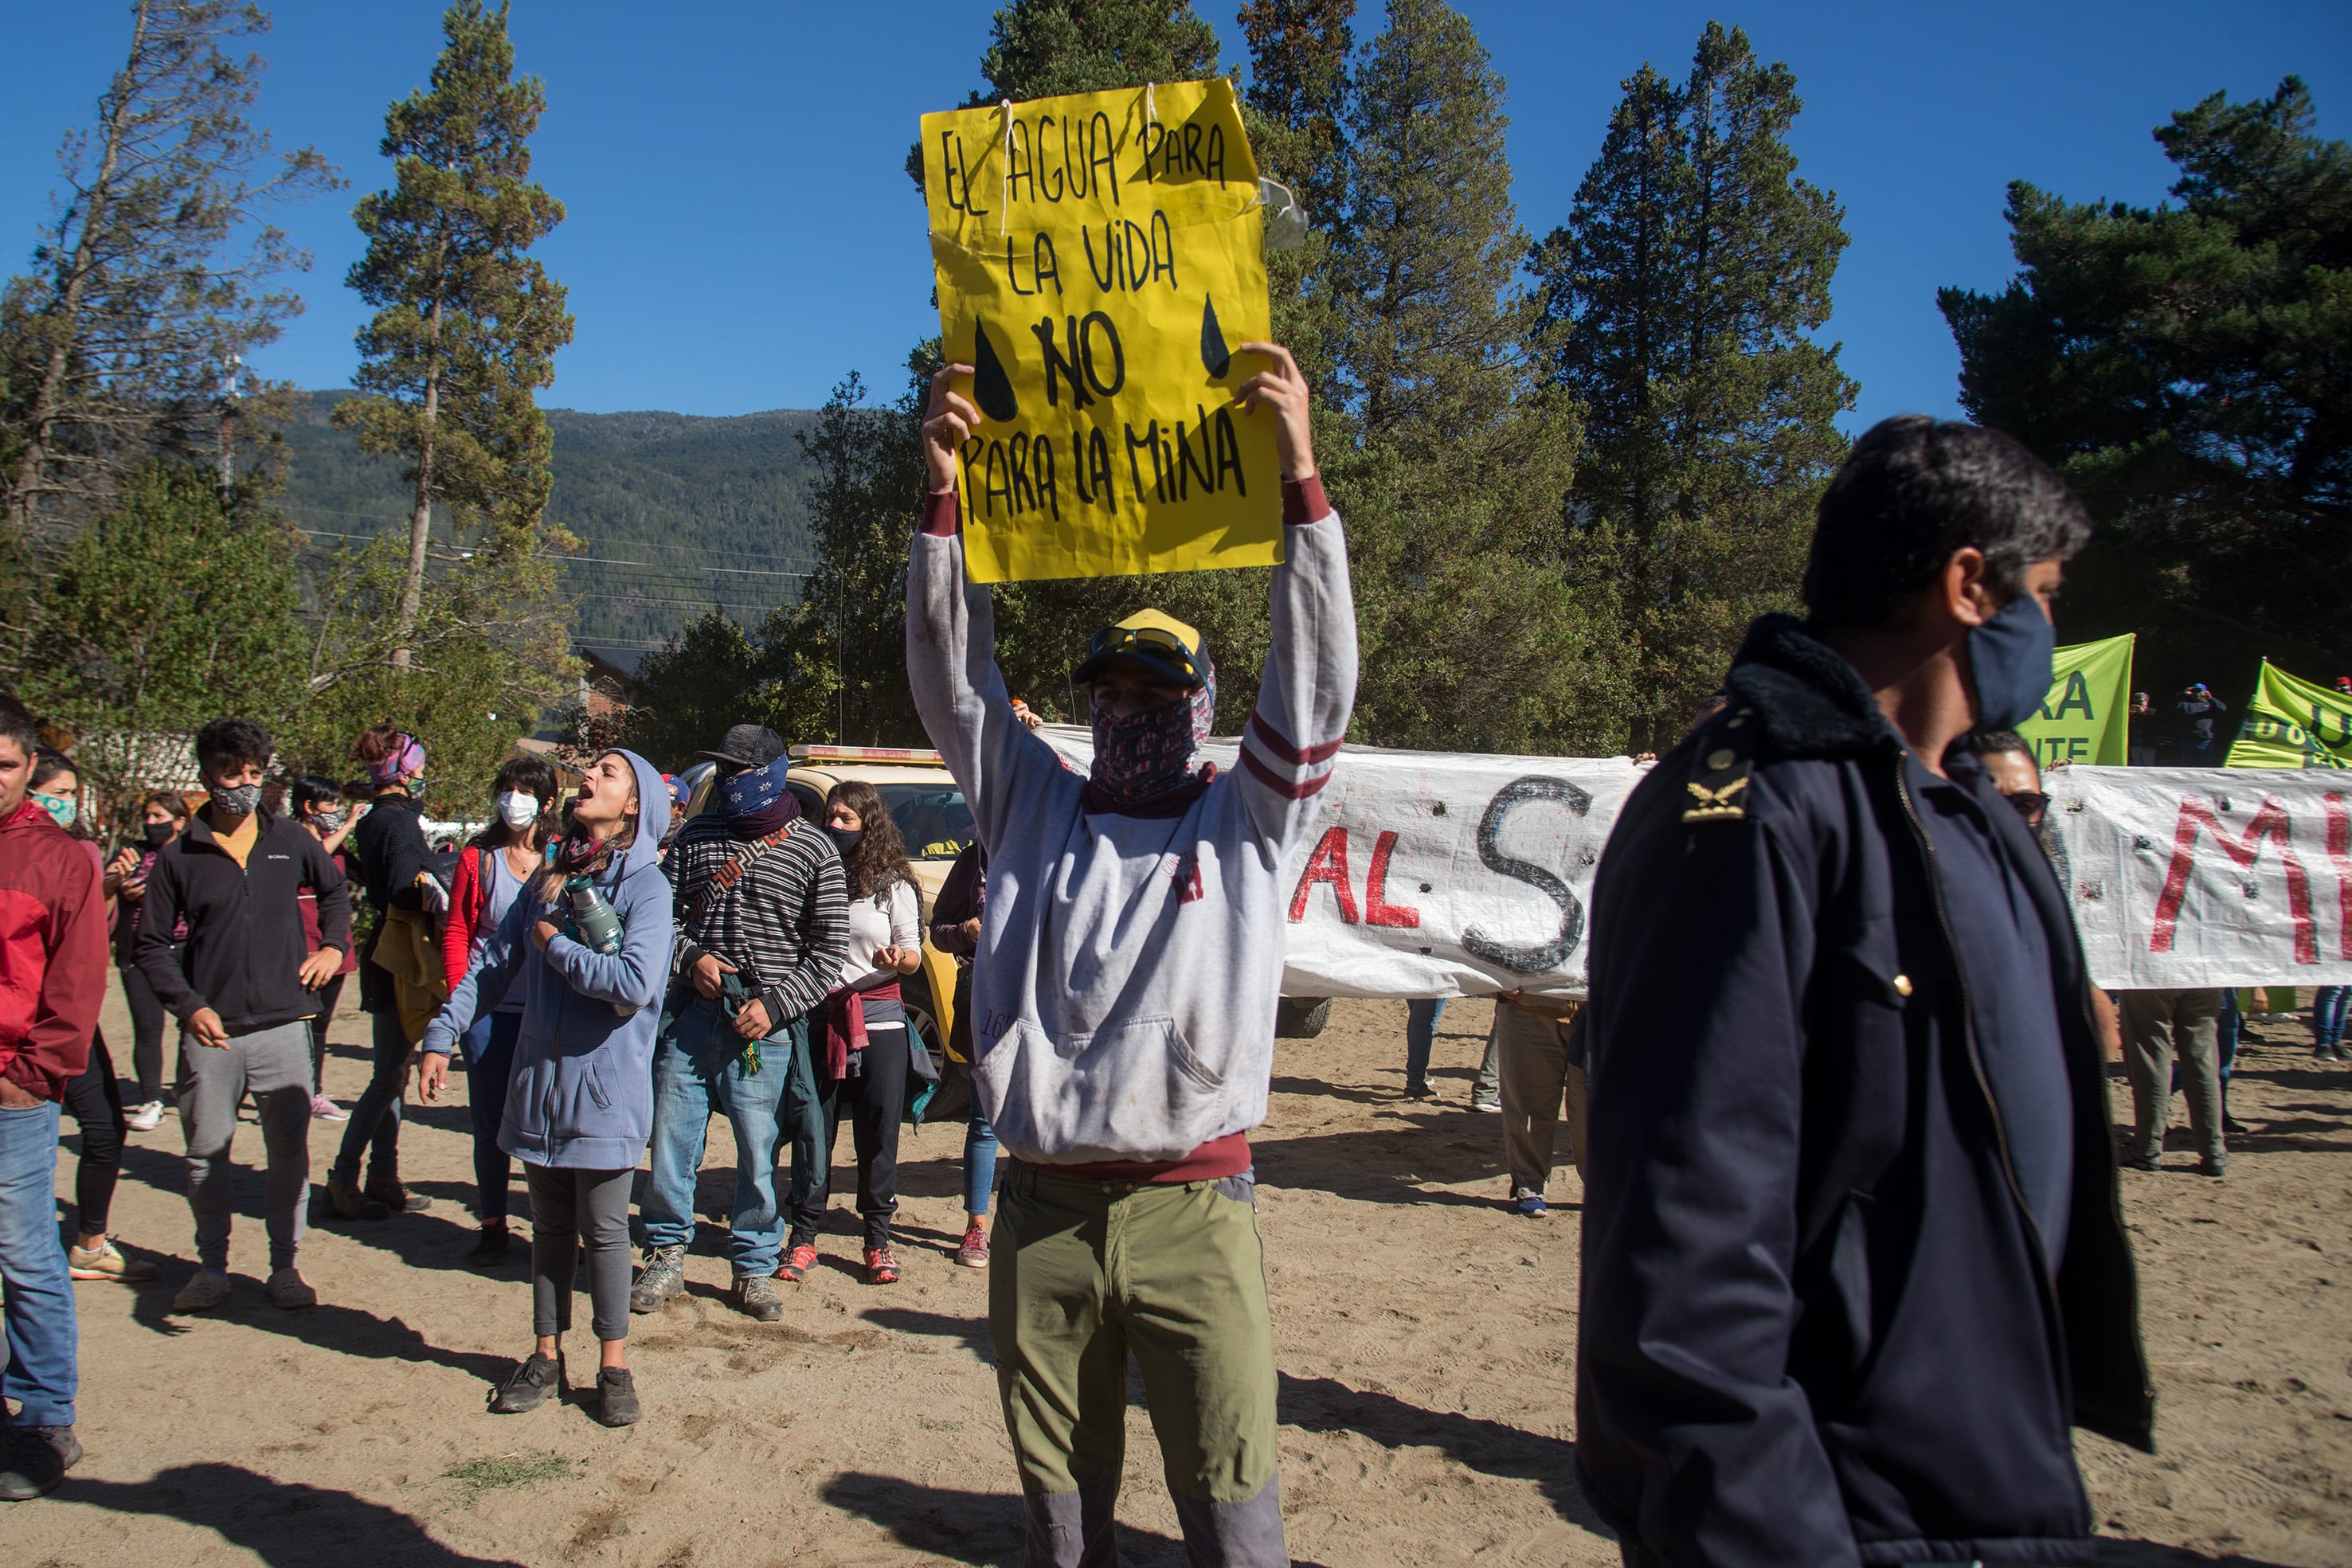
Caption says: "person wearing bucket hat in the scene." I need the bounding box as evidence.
[906,342,1356,1568]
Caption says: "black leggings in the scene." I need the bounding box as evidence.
[61,1031,126,1237]
[525,1163,632,1343]
[119,962,170,1102]
[305,973,346,1094]
[789,999,909,1250]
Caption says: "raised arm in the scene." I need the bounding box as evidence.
[1230,343,1358,848]
[904,364,1074,852]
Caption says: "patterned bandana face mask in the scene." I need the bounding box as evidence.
[32,791,76,831]
[718,752,793,821]
[207,781,262,817]
[1089,656,1217,806]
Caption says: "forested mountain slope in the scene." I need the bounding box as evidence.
[274,390,821,653]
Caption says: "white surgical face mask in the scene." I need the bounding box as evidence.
[497,791,541,830]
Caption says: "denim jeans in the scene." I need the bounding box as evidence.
[641,995,817,1278]
[462,1011,522,1222]
[965,1107,1000,1217]
[331,1007,411,1185]
[2313,986,2349,1047]
[1403,998,1448,1094]
[0,1099,76,1428]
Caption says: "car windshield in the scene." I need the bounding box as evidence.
[878,783,975,861]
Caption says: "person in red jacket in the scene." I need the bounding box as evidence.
[441,755,558,1265]
[0,692,108,1500]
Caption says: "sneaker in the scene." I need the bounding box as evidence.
[1512,1189,1548,1219]
[2312,1044,2338,1062]
[594,1367,641,1427]
[733,1274,784,1322]
[68,1238,157,1283]
[629,1242,687,1313]
[1470,1099,1501,1115]
[266,1268,317,1309]
[325,1174,389,1222]
[0,1425,81,1502]
[775,1243,817,1285]
[309,1093,348,1122]
[954,1221,991,1269]
[2199,1155,2229,1179]
[2119,1153,2162,1173]
[364,1175,432,1214]
[490,1351,562,1415]
[864,1244,901,1285]
[123,1100,164,1132]
[172,1267,233,1312]
[467,1221,510,1267]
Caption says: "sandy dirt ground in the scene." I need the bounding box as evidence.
[9,987,2350,1566]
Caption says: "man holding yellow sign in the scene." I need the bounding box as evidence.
[922,79,1285,582]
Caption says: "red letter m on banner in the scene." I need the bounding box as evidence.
[2150,796,2317,964]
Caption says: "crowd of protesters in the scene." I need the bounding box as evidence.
[2,350,2345,1568]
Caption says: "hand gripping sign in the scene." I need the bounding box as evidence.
[922,80,1283,583]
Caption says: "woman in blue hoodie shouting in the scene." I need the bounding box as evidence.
[418,749,672,1428]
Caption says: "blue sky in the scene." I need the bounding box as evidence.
[4,1,2346,428]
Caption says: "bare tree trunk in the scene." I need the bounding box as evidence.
[389,297,442,669]
[6,0,147,534]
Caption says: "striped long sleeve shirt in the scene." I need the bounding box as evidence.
[665,813,849,1026]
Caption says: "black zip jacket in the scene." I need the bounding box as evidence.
[353,793,428,1013]
[135,808,352,1038]
[1576,614,2153,1566]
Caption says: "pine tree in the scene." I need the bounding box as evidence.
[1237,0,1356,221]
[0,1,338,538]
[334,0,573,668]
[1940,77,2351,691]
[1533,23,1853,749]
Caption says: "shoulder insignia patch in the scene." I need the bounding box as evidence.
[1681,710,1757,823]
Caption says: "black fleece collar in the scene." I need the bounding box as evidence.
[1722,613,1904,760]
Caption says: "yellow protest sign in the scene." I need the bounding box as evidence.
[2016,632,2134,767]
[2224,659,2352,768]
[922,80,1282,583]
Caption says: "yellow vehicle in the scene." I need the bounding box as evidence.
[677,745,978,1120]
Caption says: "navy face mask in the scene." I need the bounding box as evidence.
[1969,592,2057,731]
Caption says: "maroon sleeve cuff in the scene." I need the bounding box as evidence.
[1281,475,1329,526]
[922,487,961,538]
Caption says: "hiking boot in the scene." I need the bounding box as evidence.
[2119,1153,2162,1173]
[266,1268,317,1309]
[732,1274,784,1322]
[468,1220,510,1267]
[172,1267,233,1312]
[364,1175,432,1214]
[68,1238,157,1283]
[2199,1155,2229,1179]
[123,1100,165,1132]
[595,1367,641,1427]
[629,1243,687,1313]
[325,1174,389,1222]
[775,1243,817,1284]
[491,1351,562,1415]
[864,1244,901,1285]
[954,1221,990,1269]
[0,1425,80,1501]
[1512,1188,1548,1219]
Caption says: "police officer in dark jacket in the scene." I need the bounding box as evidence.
[1578,417,2153,1566]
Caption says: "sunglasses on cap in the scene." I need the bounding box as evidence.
[1083,621,1202,684]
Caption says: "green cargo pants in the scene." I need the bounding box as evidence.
[991,1161,1286,1568]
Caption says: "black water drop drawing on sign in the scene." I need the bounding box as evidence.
[973,322,1019,420]
[1199,296,1230,378]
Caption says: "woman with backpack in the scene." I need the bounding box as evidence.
[440,755,559,1265]
[419,749,673,1427]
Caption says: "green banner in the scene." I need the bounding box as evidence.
[2224,659,2352,769]
[2017,633,2135,767]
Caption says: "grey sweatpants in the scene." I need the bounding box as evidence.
[177,1019,314,1273]
[1495,1000,1587,1198]
[2119,987,2225,1163]
[526,1163,633,1342]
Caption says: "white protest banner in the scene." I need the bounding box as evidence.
[2044,766,2352,989]
[1041,729,2350,997]
[1040,726,1645,1000]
